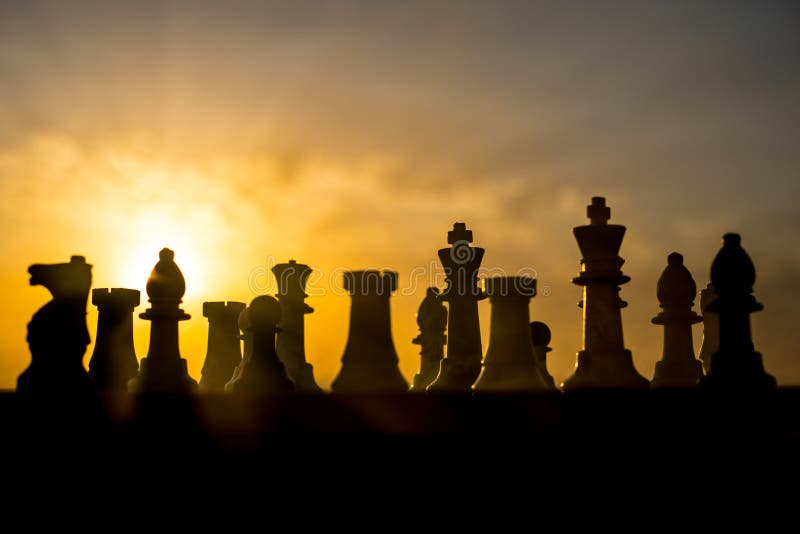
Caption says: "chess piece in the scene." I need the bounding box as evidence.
[562,197,648,389]
[225,295,294,393]
[272,260,322,392]
[530,321,557,389]
[18,255,94,394]
[128,248,198,393]
[475,276,548,391]
[410,287,448,391]
[427,223,485,392]
[698,284,718,374]
[226,306,252,388]
[331,270,408,392]
[199,301,246,392]
[700,234,776,390]
[650,253,704,388]
[89,288,140,391]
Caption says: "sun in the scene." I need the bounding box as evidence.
[115,213,209,303]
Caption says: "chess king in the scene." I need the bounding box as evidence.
[562,197,648,389]
[427,223,486,392]
[128,248,198,392]
[18,255,95,394]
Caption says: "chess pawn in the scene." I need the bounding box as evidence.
[225,295,294,394]
[332,270,408,392]
[700,234,776,390]
[199,301,246,392]
[89,288,140,391]
[272,260,322,392]
[698,284,718,374]
[562,197,648,389]
[18,255,94,394]
[474,277,547,391]
[410,287,448,391]
[650,253,704,388]
[427,223,485,392]
[128,248,197,393]
[530,321,557,389]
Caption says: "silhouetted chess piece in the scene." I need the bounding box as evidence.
[128,248,198,393]
[410,287,448,391]
[18,255,94,394]
[562,197,648,389]
[427,223,485,392]
[199,301,246,392]
[530,321,557,389]
[700,234,776,390]
[272,260,322,392]
[226,305,252,388]
[698,284,718,374]
[89,288,140,391]
[650,253,704,388]
[475,277,546,391]
[332,270,408,392]
[225,295,294,394]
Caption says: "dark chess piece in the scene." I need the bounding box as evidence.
[89,288,140,392]
[272,260,322,392]
[427,223,486,392]
[128,248,198,393]
[700,234,776,390]
[562,197,649,389]
[475,276,548,391]
[331,270,408,392]
[225,295,294,394]
[410,287,448,391]
[199,301,246,392]
[650,253,704,388]
[225,305,252,388]
[530,321,557,389]
[17,255,95,394]
[698,284,718,374]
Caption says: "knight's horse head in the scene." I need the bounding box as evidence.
[28,255,92,300]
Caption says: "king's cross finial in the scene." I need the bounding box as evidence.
[587,197,611,225]
[448,222,473,244]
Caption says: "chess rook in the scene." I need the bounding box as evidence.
[226,306,252,388]
[89,288,140,391]
[701,234,776,390]
[475,276,547,391]
[530,321,557,389]
[562,197,648,389]
[18,255,94,394]
[698,284,719,374]
[128,248,198,393]
[332,270,408,392]
[225,296,294,394]
[427,223,485,392]
[410,287,448,391]
[272,260,322,392]
[199,301,246,392]
[650,253,703,388]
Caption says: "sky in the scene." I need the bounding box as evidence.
[1,0,798,388]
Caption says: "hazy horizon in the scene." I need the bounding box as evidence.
[1,0,798,387]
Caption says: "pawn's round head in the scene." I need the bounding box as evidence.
[530,321,551,347]
[248,295,282,330]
